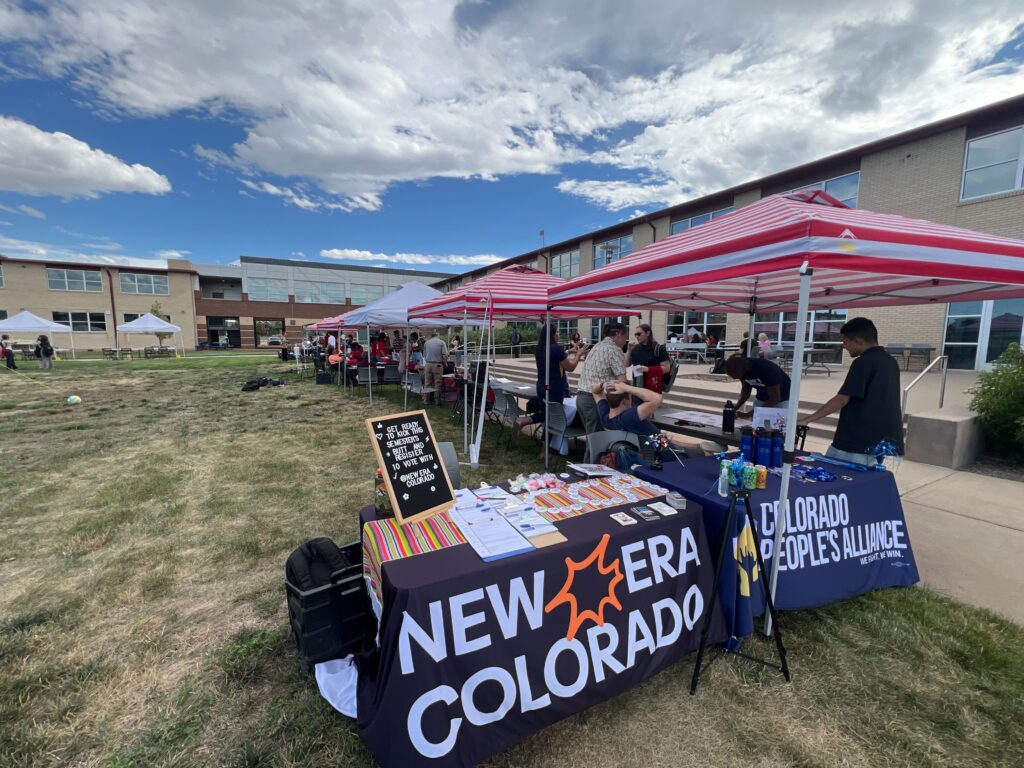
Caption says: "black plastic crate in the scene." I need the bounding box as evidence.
[285,541,372,674]
[315,371,335,385]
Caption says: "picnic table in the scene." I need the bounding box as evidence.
[884,344,936,371]
[775,347,836,376]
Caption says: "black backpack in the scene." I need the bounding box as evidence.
[285,537,350,590]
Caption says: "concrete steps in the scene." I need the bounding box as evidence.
[489,360,842,442]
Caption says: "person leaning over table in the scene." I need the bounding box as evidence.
[575,321,628,434]
[626,323,670,404]
[797,317,904,467]
[724,354,791,412]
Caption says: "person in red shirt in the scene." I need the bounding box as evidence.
[370,333,388,363]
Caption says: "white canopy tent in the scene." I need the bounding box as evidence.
[116,313,185,358]
[0,310,77,359]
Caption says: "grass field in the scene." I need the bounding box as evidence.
[2,359,1023,767]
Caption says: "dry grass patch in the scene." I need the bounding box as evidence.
[1,360,1023,767]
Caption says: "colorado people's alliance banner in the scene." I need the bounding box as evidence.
[358,512,725,768]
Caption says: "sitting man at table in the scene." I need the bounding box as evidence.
[797,317,904,466]
[344,342,367,386]
[593,381,686,466]
[593,380,661,437]
[725,354,790,412]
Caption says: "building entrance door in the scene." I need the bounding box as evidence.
[981,298,1024,370]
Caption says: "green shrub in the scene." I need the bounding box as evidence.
[969,343,1024,462]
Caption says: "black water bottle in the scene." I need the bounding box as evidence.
[722,400,736,433]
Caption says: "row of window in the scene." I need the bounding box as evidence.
[963,126,1024,200]
[245,276,385,305]
[39,268,170,295]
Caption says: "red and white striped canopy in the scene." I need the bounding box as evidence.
[548,191,1024,313]
[409,264,633,320]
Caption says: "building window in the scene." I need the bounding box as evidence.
[47,268,102,292]
[961,126,1023,200]
[119,272,169,295]
[0,310,7,321]
[0,264,4,289]
[350,284,385,306]
[247,277,289,301]
[666,312,727,344]
[752,309,848,362]
[943,301,983,369]
[594,234,633,268]
[255,318,286,346]
[789,171,860,208]
[294,280,346,304]
[550,249,580,279]
[52,311,106,332]
[670,207,733,236]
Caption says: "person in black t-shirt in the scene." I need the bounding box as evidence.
[724,355,791,411]
[797,317,903,466]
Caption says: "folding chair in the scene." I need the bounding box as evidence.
[547,403,587,455]
[438,441,461,489]
[382,363,401,385]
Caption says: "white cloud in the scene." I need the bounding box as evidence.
[0,116,171,199]
[0,1,1021,211]
[153,249,191,259]
[320,248,504,267]
[0,234,166,267]
[0,202,47,218]
[0,220,11,226]
[291,250,305,257]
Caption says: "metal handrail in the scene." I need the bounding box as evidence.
[902,354,948,416]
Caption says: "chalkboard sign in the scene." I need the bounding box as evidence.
[366,410,455,525]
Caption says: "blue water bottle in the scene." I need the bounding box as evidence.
[739,427,754,460]
[756,430,772,467]
[771,430,784,467]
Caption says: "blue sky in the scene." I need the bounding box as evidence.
[0,2,1022,275]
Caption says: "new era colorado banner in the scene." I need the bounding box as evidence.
[357,506,725,767]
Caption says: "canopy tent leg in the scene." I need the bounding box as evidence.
[765,263,813,637]
[463,310,469,454]
[470,306,492,467]
[403,322,409,411]
[69,331,76,361]
[746,307,756,358]
[543,309,551,469]
[366,323,373,405]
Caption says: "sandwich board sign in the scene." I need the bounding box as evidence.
[366,410,455,525]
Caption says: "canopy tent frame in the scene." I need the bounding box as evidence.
[115,312,186,360]
[0,310,78,361]
[548,190,1024,635]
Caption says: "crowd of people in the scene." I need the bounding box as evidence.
[510,317,903,470]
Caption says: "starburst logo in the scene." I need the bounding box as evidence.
[544,533,624,642]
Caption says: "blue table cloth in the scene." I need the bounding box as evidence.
[635,455,919,644]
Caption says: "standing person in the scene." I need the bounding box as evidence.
[1,334,16,369]
[797,317,904,466]
[450,335,462,367]
[391,330,405,367]
[626,324,670,402]
[35,335,54,371]
[370,332,388,364]
[512,324,586,433]
[757,332,777,359]
[724,355,791,411]
[408,332,424,367]
[510,326,522,358]
[575,321,628,434]
[421,331,448,405]
[326,333,338,355]
[570,330,582,347]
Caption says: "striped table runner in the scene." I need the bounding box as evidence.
[360,477,664,603]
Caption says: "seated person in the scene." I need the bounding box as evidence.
[593,380,661,436]
[592,381,685,467]
[345,343,367,386]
